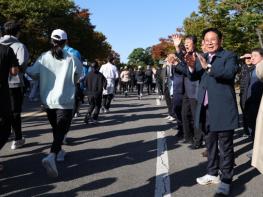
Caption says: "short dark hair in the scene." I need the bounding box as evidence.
[107,56,115,63]
[90,61,99,68]
[251,48,263,57]
[202,28,223,40]
[3,20,20,36]
[185,35,197,45]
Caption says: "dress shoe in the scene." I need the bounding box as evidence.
[189,144,202,150]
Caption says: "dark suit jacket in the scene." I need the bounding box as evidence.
[172,66,184,95]
[176,48,239,132]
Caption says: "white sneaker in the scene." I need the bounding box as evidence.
[11,138,25,150]
[156,98,161,106]
[168,116,176,121]
[216,182,230,196]
[56,149,66,162]
[196,174,220,185]
[164,115,171,119]
[104,109,110,113]
[42,153,58,177]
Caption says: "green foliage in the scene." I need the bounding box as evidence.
[127,47,154,69]
[183,0,263,54]
[0,0,112,62]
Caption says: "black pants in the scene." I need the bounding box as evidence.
[73,84,84,115]
[145,82,152,94]
[86,95,102,120]
[102,94,113,110]
[164,86,174,117]
[172,93,183,130]
[122,82,129,93]
[137,83,143,95]
[9,87,24,140]
[0,115,11,149]
[206,130,234,184]
[46,109,73,154]
[201,107,234,184]
[182,96,203,145]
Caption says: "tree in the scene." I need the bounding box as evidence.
[127,47,154,69]
[0,0,112,62]
[183,0,263,54]
[151,38,174,62]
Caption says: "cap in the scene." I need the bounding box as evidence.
[51,29,67,41]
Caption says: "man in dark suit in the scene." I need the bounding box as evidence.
[172,34,203,148]
[171,28,239,196]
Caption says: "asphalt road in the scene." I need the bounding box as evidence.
[0,93,262,197]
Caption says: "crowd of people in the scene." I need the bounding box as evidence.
[0,19,263,196]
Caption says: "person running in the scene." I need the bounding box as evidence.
[135,66,145,99]
[120,66,130,97]
[0,43,19,171]
[26,29,82,177]
[0,20,29,150]
[84,61,107,124]
[99,56,119,113]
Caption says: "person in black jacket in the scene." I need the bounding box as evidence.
[135,66,145,99]
[239,53,254,136]
[84,61,107,124]
[145,65,153,95]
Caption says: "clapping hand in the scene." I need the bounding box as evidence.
[184,52,196,69]
[196,53,208,70]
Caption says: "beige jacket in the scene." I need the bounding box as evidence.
[252,60,263,174]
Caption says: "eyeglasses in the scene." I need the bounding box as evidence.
[204,39,218,44]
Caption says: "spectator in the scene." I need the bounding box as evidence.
[174,28,239,196]
[243,48,263,138]
[252,58,263,174]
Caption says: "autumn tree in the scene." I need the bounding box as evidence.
[0,0,112,62]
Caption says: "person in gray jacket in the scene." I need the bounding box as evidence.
[0,20,29,150]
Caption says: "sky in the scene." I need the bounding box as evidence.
[74,0,199,63]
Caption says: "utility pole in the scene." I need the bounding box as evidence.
[256,28,263,48]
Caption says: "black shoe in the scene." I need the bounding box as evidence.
[189,144,202,150]
[175,131,184,139]
[84,116,89,124]
[182,139,194,144]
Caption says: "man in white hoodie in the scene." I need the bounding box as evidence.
[0,20,29,150]
[99,56,119,113]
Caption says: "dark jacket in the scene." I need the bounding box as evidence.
[176,48,239,132]
[84,70,107,97]
[240,64,255,109]
[0,44,19,114]
[176,51,199,99]
[172,65,184,95]
[144,69,152,84]
[136,70,145,84]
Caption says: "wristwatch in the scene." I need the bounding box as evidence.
[206,64,212,72]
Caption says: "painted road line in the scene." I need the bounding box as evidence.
[155,131,171,197]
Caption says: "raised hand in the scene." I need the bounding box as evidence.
[172,34,182,47]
